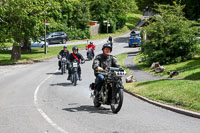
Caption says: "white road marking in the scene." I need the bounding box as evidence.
[34,70,69,133]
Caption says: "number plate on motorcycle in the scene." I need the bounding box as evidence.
[73,63,78,67]
[115,71,126,76]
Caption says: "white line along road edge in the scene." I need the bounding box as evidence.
[34,70,69,133]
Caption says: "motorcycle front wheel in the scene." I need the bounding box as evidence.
[111,89,123,114]
[73,73,77,86]
[61,64,64,74]
[93,96,101,107]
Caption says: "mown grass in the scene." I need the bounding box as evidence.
[115,53,131,74]
[91,12,142,39]
[134,53,200,80]
[0,44,87,65]
[124,79,200,113]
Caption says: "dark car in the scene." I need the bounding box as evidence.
[40,32,68,44]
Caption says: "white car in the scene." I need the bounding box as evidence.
[31,41,48,48]
[21,40,48,48]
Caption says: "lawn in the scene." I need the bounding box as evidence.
[115,53,131,74]
[0,44,87,65]
[134,53,200,80]
[124,79,200,113]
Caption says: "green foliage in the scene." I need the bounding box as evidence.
[136,0,200,20]
[89,0,138,33]
[141,4,198,65]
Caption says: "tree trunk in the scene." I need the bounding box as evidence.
[22,38,31,53]
[11,46,21,60]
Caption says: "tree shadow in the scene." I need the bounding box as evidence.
[62,105,113,114]
[183,72,200,80]
[127,51,140,56]
[114,37,129,43]
[50,82,72,87]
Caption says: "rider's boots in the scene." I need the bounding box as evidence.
[67,74,71,80]
[78,74,82,81]
[94,91,99,103]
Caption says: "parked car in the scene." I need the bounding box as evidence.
[21,39,48,48]
[128,33,142,47]
[40,32,68,44]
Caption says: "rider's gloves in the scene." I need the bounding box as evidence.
[81,60,85,64]
[97,67,104,72]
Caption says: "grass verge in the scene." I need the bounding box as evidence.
[0,44,87,65]
[124,79,200,113]
[115,53,132,74]
[134,53,200,80]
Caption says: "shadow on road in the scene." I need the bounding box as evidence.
[127,51,140,57]
[63,105,113,114]
[114,37,129,43]
[46,72,62,75]
[50,82,72,87]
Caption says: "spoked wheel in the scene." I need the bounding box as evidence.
[93,95,101,107]
[73,73,77,86]
[62,39,66,44]
[111,89,123,114]
[61,65,64,75]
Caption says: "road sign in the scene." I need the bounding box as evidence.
[45,21,50,26]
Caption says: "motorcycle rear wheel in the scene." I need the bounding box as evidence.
[111,89,123,114]
[61,64,64,74]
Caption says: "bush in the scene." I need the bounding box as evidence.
[141,3,198,65]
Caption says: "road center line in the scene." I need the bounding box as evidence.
[34,70,69,133]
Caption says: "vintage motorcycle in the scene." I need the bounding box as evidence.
[70,60,84,86]
[90,67,126,113]
[61,57,68,74]
[87,48,94,61]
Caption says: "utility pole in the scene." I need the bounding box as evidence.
[44,19,47,54]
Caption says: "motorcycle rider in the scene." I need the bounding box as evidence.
[68,46,85,81]
[92,43,121,105]
[86,41,95,57]
[58,46,69,70]
[108,35,113,47]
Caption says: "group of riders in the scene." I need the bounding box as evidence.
[57,35,123,105]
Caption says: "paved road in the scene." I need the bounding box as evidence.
[124,51,165,81]
[0,33,200,133]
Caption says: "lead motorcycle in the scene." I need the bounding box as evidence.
[90,67,126,113]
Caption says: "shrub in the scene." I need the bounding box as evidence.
[141,3,198,65]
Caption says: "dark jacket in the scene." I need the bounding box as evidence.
[92,53,120,75]
[68,53,85,63]
[59,50,69,59]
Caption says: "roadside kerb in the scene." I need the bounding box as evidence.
[124,89,200,119]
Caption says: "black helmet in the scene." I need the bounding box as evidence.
[102,43,112,52]
[72,46,78,52]
[90,42,93,45]
[63,45,67,48]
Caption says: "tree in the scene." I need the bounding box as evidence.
[141,3,198,65]
[0,0,52,59]
[135,0,200,20]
